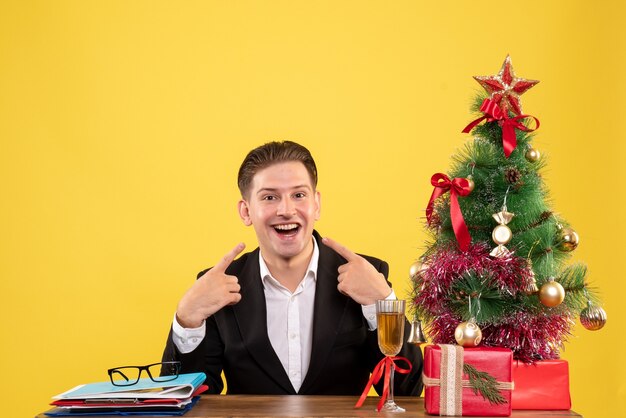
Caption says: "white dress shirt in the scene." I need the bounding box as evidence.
[171,238,394,392]
[258,239,319,392]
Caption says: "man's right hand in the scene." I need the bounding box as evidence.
[175,243,246,328]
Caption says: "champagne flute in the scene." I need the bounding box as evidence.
[376,299,406,412]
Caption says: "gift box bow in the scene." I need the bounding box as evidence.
[423,345,514,416]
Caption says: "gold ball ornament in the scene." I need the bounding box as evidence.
[454,320,482,347]
[580,303,607,331]
[539,278,565,307]
[525,147,541,162]
[409,260,429,280]
[556,227,579,252]
[466,176,475,193]
[492,224,513,245]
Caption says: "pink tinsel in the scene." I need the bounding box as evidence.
[415,242,531,313]
[413,242,573,362]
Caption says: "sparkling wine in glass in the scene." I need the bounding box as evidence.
[376,299,406,412]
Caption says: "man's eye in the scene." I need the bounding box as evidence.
[263,195,276,201]
[294,192,306,198]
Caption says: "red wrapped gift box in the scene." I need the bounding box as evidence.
[423,345,513,416]
[512,360,571,410]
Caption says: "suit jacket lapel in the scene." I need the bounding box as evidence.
[299,233,349,393]
[230,249,296,394]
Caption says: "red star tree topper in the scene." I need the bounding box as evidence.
[473,55,539,115]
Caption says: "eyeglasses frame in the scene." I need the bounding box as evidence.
[107,361,182,387]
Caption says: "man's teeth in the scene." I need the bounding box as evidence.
[275,224,298,231]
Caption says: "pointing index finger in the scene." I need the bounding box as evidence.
[322,237,359,262]
[214,242,246,272]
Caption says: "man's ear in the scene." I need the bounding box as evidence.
[238,199,252,226]
[314,190,321,221]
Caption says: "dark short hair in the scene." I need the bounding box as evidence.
[237,141,318,198]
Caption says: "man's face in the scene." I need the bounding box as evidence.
[238,161,320,264]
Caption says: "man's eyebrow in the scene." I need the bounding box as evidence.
[255,185,312,195]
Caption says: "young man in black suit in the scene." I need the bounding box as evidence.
[162,141,423,395]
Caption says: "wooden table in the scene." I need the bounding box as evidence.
[38,395,582,417]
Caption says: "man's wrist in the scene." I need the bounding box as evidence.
[361,289,396,330]
[172,314,206,354]
[175,312,205,329]
[363,288,394,307]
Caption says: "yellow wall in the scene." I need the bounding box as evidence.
[1,1,623,417]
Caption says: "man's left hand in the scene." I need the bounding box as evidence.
[322,237,392,306]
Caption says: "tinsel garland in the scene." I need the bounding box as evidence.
[425,311,573,363]
[414,243,532,306]
[412,242,575,362]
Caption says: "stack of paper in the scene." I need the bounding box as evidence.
[45,372,207,416]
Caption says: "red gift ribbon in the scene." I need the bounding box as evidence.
[425,173,472,252]
[462,98,540,158]
[355,356,412,412]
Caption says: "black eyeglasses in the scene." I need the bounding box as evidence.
[107,361,182,387]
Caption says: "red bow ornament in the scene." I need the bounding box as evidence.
[462,98,540,158]
[354,356,412,412]
[426,173,472,252]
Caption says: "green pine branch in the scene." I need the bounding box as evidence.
[559,263,596,310]
[449,271,512,323]
[463,363,508,405]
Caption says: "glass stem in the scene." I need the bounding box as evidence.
[387,359,395,404]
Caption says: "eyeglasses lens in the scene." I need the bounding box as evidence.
[110,367,141,386]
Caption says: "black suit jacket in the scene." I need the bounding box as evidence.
[162,231,423,395]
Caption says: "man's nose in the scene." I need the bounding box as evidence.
[277,198,296,216]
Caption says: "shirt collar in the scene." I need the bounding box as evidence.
[259,237,319,288]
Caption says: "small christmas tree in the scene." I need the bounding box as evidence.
[411,56,607,363]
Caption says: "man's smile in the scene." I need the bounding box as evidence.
[273,223,301,237]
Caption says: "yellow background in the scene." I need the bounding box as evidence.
[1,1,624,417]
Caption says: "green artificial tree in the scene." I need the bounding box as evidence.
[411,56,607,363]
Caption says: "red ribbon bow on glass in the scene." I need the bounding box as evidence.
[462,98,540,158]
[426,173,472,252]
[354,356,412,412]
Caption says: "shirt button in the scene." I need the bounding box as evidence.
[192,338,198,343]
[368,315,375,321]
[290,333,297,339]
